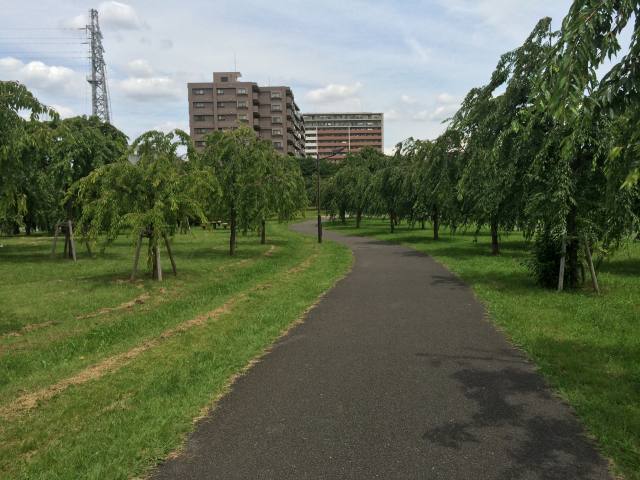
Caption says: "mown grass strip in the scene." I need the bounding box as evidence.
[0,224,352,479]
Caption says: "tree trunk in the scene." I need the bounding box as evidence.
[421,218,425,230]
[152,242,162,281]
[229,210,237,256]
[490,219,499,255]
[558,234,567,292]
[583,235,600,294]
[340,207,346,224]
[356,210,362,228]
[389,213,395,233]
[260,218,266,244]
[565,205,579,288]
[433,206,440,241]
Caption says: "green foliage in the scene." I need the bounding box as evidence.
[196,127,307,254]
[0,81,56,231]
[73,130,217,276]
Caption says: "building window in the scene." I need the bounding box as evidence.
[194,115,206,122]
[193,88,205,95]
[216,89,225,95]
[272,116,282,124]
[237,101,248,108]
[217,101,225,108]
[272,129,282,136]
[237,88,248,95]
[270,92,282,99]
[194,102,207,108]
[273,141,283,149]
[217,115,226,121]
[271,104,282,112]
[221,76,229,82]
[239,114,248,122]
[195,141,205,147]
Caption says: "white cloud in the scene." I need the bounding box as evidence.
[0,57,83,97]
[385,109,400,121]
[400,94,417,105]
[117,77,182,101]
[99,1,144,30]
[151,120,188,134]
[437,93,457,104]
[306,82,362,104]
[61,1,143,31]
[126,59,154,78]
[51,104,75,118]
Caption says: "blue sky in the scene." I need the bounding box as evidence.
[1,0,574,152]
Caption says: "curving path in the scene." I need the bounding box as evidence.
[153,221,611,479]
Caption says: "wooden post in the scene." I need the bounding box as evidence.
[67,220,77,262]
[558,234,566,292]
[155,244,163,281]
[63,229,68,257]
[131,232,143,280]
[163,233,177,276]
[583,235,600,294]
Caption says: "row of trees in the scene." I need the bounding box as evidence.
[323,2,640,291]
[1,81,306,279]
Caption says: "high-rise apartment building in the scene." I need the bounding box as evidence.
[303,112,384,160]
[188,72,305,156]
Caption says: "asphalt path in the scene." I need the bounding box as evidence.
[153,220,611,479]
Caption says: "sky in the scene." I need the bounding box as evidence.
[1,0,575,153]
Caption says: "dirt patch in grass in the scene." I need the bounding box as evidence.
[76,293,152,320]
[0,321,57,339]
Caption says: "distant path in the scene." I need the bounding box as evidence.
[153,220,611,479]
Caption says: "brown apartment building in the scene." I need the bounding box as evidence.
[188,72,305,156]
[303,112,384,161]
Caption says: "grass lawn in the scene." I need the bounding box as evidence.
[0,221,351,479]
[327,218,639,480]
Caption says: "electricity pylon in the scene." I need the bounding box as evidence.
[86,9,111,123]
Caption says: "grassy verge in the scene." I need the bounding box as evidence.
[0,222,352,479]
[327,218,639,480]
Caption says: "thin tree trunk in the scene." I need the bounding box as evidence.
[153,243,163,281]
[421,218,425,230]
[163,233,177,276]
[433,206,439,241]
[67,220,77,262]
[490,219,499,255]
[229,210,237,256]
[356,210,362,228]
[340,207,346,224]
[558,234,566,292]
[389,213,395,233]
[583,235,600,294]
[565,206,579,288]
[131,232,143,280]
[260,219,266,244]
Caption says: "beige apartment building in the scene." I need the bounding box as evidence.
[303,112,384,161]
[187,72,305,156]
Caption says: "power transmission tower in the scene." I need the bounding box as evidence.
[86,9,111,123]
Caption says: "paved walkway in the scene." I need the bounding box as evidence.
[153,221,611,479]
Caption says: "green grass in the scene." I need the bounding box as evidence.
[0,222,352,479]
[327,218,639,480]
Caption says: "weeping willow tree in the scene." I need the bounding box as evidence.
[0,81,57,233]
[72,129,218,280]
[528,1,640,290]
[451,18,557,255]
[196,127,307,254]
